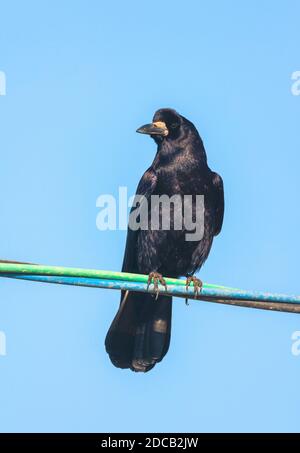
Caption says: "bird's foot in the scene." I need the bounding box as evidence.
[185,276,203,305]
[147,272,167,300]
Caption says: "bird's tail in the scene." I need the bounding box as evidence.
[105,291,172,372]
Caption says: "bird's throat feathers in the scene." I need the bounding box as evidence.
[155,130,208,168]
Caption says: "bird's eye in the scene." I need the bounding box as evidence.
[170,123,178,129]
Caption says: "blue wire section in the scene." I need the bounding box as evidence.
[2,273,300,305]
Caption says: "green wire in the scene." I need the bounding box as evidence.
[0,262,238,291]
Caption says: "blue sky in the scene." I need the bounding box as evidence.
[0,0,300,432]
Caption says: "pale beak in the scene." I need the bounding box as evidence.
[136,121,168,136]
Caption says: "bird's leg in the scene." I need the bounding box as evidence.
[185,275,203,305]
[147,272,167,300]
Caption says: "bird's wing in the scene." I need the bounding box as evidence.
[122,167,157,272]
[211,171,224,236]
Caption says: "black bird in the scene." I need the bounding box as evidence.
[105,108,224,372]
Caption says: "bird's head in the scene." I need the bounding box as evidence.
[136,108,190,144]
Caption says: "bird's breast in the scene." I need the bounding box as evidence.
[156,163,205,197]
